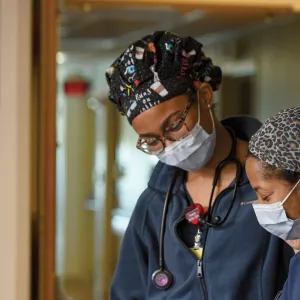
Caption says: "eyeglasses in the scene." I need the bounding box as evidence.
[136,97,194,155]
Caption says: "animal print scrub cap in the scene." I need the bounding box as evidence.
[249,106,300,172]
[105,31,222,124]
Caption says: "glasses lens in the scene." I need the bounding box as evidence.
[138,138,164,155]
[165,121,189,141]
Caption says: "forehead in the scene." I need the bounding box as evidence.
[245,156,282,190]
[245,156,266,183]
[131,94,190,135]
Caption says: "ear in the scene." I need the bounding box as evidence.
[197,82,214,108]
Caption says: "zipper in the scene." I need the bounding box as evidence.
[197,260,202,277]
[197,186,234,300]
[174,216,209,299]
[174,184,237,299]
[197,229,209,300]
[174,218,205,295]
[197,259,209,299]
[172,223,209,299]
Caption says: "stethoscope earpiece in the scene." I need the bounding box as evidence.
[152,269,173,290]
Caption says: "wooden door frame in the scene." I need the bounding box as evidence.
[31,0,57,299]
[32,2,122,299]
[102,101,121,299]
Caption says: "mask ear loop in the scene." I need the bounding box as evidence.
[197,89,215,130]
[208,104,215,130]
[196,88,215,131]
[196,89,201,125]
[281,178,300,205]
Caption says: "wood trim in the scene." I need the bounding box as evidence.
[102,101,120,299]
[40,0,57,295]
[64,0,294,14]
[32,0,58,299]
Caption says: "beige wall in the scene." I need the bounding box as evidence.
[64,98,95,281]
[0,0,31,299]
[55,60,109,285]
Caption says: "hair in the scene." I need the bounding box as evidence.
[247,151,300,185]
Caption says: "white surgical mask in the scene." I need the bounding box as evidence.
[252,179,300,240]
[156,91,216,172]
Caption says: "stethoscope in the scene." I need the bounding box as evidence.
[152,128,243,290]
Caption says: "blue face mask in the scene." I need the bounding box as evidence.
[252,179,300,241]
[156,94,216,172]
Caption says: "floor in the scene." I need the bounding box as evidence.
[57,278,94,300]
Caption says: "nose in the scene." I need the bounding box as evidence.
[164,139,174,148]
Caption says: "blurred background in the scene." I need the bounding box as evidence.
[54,2,300,299]
[1,1,300,300]
[55,1,300,299]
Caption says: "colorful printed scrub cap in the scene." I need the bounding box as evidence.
[105,31,222,124]
[249,106,300,172]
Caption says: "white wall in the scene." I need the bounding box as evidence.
[55,55,158,294]
[116,117,158,213]
[0,0,31,299]
[56,57,116,298]
[56,63,97,281]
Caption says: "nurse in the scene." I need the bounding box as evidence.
[246,106,300,300]
[106,31,293,300]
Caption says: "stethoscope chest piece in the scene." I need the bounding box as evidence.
[152,269,173,289]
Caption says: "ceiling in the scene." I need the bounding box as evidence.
[58,1,299,54]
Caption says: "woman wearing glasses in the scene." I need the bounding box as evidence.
[105,31,293,300]
[246,107,300,300]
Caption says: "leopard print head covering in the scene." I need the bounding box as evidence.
[249,106,300,172]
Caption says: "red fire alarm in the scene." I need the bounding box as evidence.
[64,75,90,98]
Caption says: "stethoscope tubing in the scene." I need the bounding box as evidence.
[153,128,243,289]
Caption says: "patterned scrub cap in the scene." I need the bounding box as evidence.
[105,31,222,124]
[249,106,300,172]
